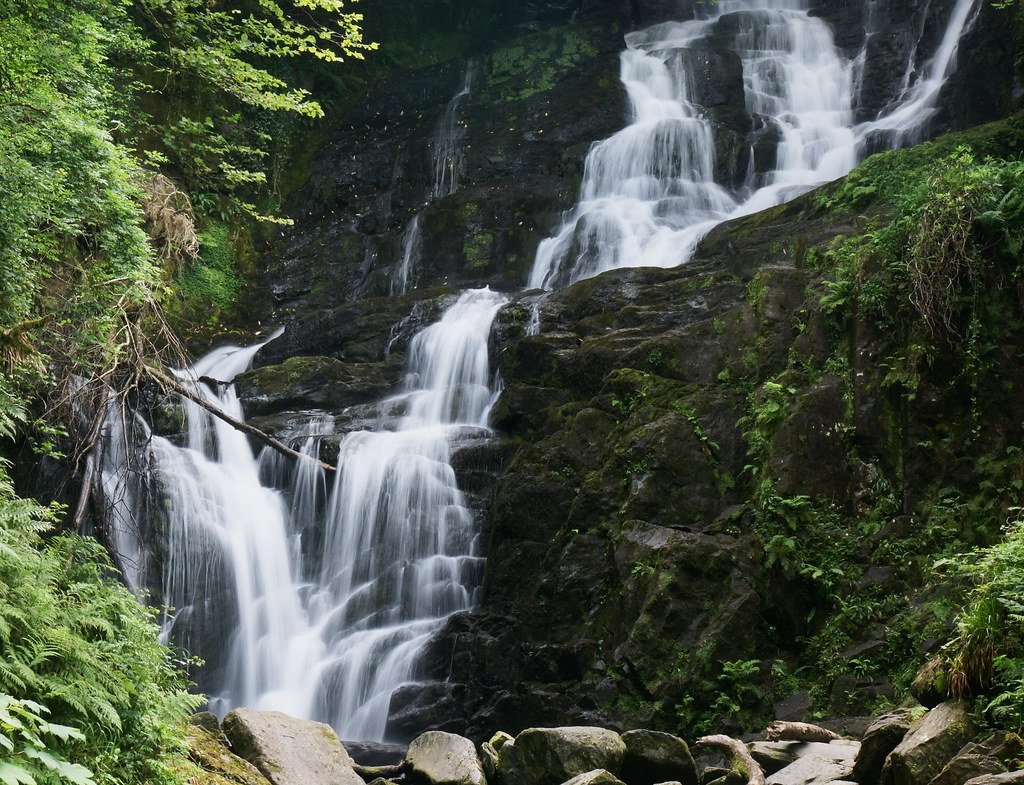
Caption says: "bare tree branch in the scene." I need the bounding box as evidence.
[764,721,842,743]
[144,363,336,473]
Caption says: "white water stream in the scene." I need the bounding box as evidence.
[392,62,476,295]
[529,0,983,289]
[101,290,505,740]
[100,0,983,743]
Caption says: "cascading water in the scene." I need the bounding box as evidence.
[857,0,983,145]
[392,214,423,295]
[431,61,476,200]
[99,0,985,743]
[148,333,322,717]
[102,290,506,740]
[529,0,983,289]
[391,62,476,294]
[305,287,507,739]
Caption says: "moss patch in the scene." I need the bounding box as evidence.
[168,221,242,335]
[488,24,605,102]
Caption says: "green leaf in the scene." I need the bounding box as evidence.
[0,761,36,785]
[22,749,94,785]
[37,723,84,743]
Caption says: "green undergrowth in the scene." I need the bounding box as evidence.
[0,0,376,780]
[736,113,1024,726]
[167,223,245,332]
[0,463,201,785]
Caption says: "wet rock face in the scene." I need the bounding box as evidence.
[812,0,1016,129]
[384,193,856,738]
[263,7,630,316]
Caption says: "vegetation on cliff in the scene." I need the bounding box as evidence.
[739,114,1024,730]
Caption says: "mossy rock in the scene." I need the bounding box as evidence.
[498,727,626,785]
[186,723,271,785]
[236,355,398,417]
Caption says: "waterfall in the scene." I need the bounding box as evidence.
[102,290,506,740]
[391,62,476,293]
[96,403,149,593]
[144,332,321,718]
[306,287,506,740]
[528,0,982,289]
[431,62,476,200]
[393,213,422,295]
[99,0,985,744]
[857,0,983,145]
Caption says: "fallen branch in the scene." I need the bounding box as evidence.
[71,451,97,533]
[696,735,765,785]
[145,364,336,473]
[764,721,841,743]
[70,387,113,533]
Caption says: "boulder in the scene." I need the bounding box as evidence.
[620,729,697,785]
[560,771,626,785]
[185,723,270,785]
[930,733,1024,785]
[909,658,948,709]
[406,731,487,785]
[766,755,851,785]
[851,709,914,784]
[965,773,1024,785]
[749,741,858,777]
[773,693,812,722]
[928,747,1006,785]
[879,703,977,785]
[484,733,516,782]
[498,727,627,785]
[748,742,797,775]
[222,708,364,785]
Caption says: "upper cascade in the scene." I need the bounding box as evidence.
[528,0,982,290]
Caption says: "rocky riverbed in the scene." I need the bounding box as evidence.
[187,698,1024,785]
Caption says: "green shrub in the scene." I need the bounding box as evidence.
[0,462,201,785]
[938,512,1024,729]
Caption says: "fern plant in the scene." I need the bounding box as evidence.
[0,694,95,785]
[0,461,201,784]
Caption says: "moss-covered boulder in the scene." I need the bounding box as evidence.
[851,709,914,784]
[498,727,627,785]
[236,354,399,417]
[185,719,271,785]
[559,771,626,785]
[619,730,697,785]
[880,702,978,785]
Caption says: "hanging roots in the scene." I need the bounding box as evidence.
[908,156,995,341]
[140,173,200,268]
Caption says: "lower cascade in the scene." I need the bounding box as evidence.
[102,288,507,740]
